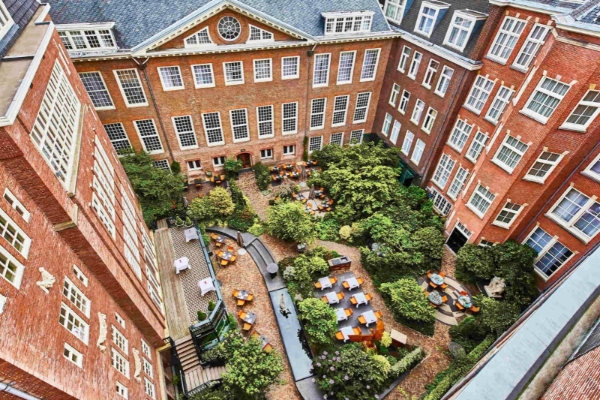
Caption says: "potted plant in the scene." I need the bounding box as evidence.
[208,301,216,312]
[185,217,193,227]
[197,311,207,321]
[175,216,184,227]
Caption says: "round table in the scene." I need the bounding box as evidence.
[458,295,472,308]
[428,291,443,305]
[430,274,444,285]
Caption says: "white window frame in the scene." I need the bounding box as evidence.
[187,160,202,171]
[0,208,31,257]
[330,132,344,146]
[113,69,148,107]
[414,2,447,37]
[133,119,164,154]
[382,113,393,136]
[308,136,323,154]
[281,56,300,80]
[487,16,527,64]
[398,46,411,73]
[213,156,226,167]
[465,75,495,115]
[103,123,132,153]
[390,120,401,144]
[443,11,478,51]
[383,0,405,24]
[115,312,126,328]
[184,27,213,48]
[465,130,489,163]
[492,135,529,174]
[59,303,89,344]
[63,277,91,318]
[467,184,496,218]
[191,64,215,89]
[73,265,88,287]
[430,186,453,216]
[58,29,116,51]
[111,347,130,378]
[141,340,151,358]
[283,145,295,156]
[202,112,225,146]
[0,1,14,42]
[485,85,514,124]
[410,99,425,125]
[260,148,274,159]
[353,92,371,124]
[313,54,331,87]
[360,49,381,82]
[172,115,198,150]
[492,201,524,229]
[153,160,169,170]
[282,102,298,135]
[79,72,114,110]
[407,52,422,80]
[143,357,154,378]
[422,59,439,89]
[422,107,437,134]
[229,109,250,143]
[350,130,364,145]
[256,105,274,138]
[447,118,474,152]
[547,187,600,243]
[112,324,129,354]
[323,12,374,35]
[435,66,454,97]
[223,61,245,86]
[332,95,350,127]
[512,23,550,71]
[247,24,274,43]
[524,226,574,280]
[411,139,425,165]
[116,382,128,399]
[310,98,327,130]
[144,377,156,399]
[583,152,600,182]
[3,189,30,223]
[432,153,456,190]
[389,83,401,106]
[401,131,414,156]
[399,90,410,114]
[157,66,184,91]
[63,343,83,368]
[253,58,273,83]
[523,151,563,184]
[560,90,600,132]
[0,245,25,289]
[447,167,469,200]
[522,77,571,124]
[337,51,356,85]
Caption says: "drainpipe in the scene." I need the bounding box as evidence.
[303,44,317,157]
[133,57,176,162]
[0,382,40,400]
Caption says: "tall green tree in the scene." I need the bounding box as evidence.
[266,201,315,243]
[380,278,436,324]
[188,187,235,222]
[297,298,338,346]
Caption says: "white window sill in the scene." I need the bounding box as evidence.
[447,142,466,154]
[581,170,600,183]
[422,83,432,90]
[431,179,447,191]
[434,90,446,98]
[313,84,329,89]
[353,120,366,125]
[401,149,409,156]
[491,158,515,174]
[180,146,199,151]
[407,75,417,81]
[360,78,375,83]
[510,64,528,74]
[310,126,324,131]
[522,175,546,184]
[282,131,298,136]
[254,78,273,83]
[465,155,477,164]
[421,127,432,135]
[388,101,397,107]
[282,154,295,157]
[258,135,275,140]
[282,75,299,80]
[519,109,548,125]
[162,87,185,92]
[398,68,406,74]
[398,109,406,115]
[194,84,216,89]
[491,220,512,230]
[225,81,244,86]
[332,123,346,128]
[146,150,165,155]
[545,212,593,244]
[125,103,149,108]
[410,158,421,165]
[462,104,483,116]
[558,124,587,133]
[466,203,486,219]
[414,29,433,38]
[484,54,508,65]
[337,81,353,86]
[410,118,420,126]
[483,115,499,125]
[94,106,116,111]
[444,42,467,52]
[533,268,550,282]
[207,142,225,147]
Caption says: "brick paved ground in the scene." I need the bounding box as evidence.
[236,172,272,220]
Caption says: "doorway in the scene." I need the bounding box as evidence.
[237,153,252,168]
[447,226,469,253]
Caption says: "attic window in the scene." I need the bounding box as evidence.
[248,25,274,42]
[443,10,487,51]
[414,1,450,37]
[323,12,374,35]
[58,28,116,50]
[384,0,405,24]
[0,0,14,42]
[185,27,213,47]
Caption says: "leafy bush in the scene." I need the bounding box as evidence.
[188,388,228,400]
[380,331,392,348]
[449,316,489,352]
[266,201,315,243]
[223,158,243,179]
[339,225,352,240]
[390,347,423,378]
[456,244,495,282]
[228,180,246,207]
[312,144,345,170]
[227,205,255,232]
[252,162,271,191]
[297,298,338,346]
[247,221,265,236]
[282,255,329,300]
[479,297,521,336]
[380,278,435,336]
[314,215,340,241]
[197,311,207,321]
[170,161,181,174]
[188,187,235,222]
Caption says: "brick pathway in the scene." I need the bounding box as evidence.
[236,172,272,220]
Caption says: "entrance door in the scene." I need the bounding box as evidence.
[237,153,251,168]
[447,227,469,253]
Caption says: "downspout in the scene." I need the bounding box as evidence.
[133,57,176,162]
[303,44,317,158]
[0,382,40,400]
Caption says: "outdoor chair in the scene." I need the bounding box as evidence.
[357,278,364,285]
[430,303,438,308]
[246,295,254,302]
[227,245,234,252]
[423,290,429,297]
[350,297,358,305]
[319,194,326,199]
[460,290,468,296]
[352,327,361,335]
[429,281,438,289]
[344,309,353,317]
[238,311,247,319]
[337,292,344,300]
[456,302,465,311]
[221,260,228,267]
[358,316,367,325]
[301,199,307,204]
[197,193,204,198]
[441,296,448,303]
[330,276,338,284]
[439,271,446,278]
[335,332,344,341]
[210,233,219,240]
[314,282,322,289]
[237,300,245,307]
[318,205,325,211]
[321,296,329,303]
[215,242,223,248]
[440,283,448,290]
[230,256,237,263]
[264,344,273,352]
[243,323,252,331]
[365,294,373,302]
[232,289,239,298]
[426,270,432,278]
[310,211,316,216]
[326,207,332,212]
[470,306,480,313]
[374,311,383,319]
[217,251,224,258]
[342,281,350,289]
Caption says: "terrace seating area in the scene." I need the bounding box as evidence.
[183,170,229,202]
[269,160,321,184]
[419,271,477,326]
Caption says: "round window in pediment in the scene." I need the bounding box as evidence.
[218,16,242,41]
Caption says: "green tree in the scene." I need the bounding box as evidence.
[228,179,246,207]
[492,241,539,307]
[221,337,284,400]
[224,158,243,179]
[282,255,329,300]
[266,201,315,243]
[380,278,435,324]
[311,143,345,170]
[188,187,235,222]
[252,162,271,191]
[188,389,229,400]
[297,298,337,346]
[410,227,445,267]
[455,244,496,281]
[479,297,521,336]
[120,151,185,225]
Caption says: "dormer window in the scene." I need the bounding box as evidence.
[248,25,274,43]
[414,1,449,38]
[443,10,487,51]
[185,27,213,47]
[323,12,374,35]
[57,26,116,51]
[384,0,405,25]
[0,0,14,42]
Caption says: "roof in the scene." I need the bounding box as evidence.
[542,346,600,399]
[0,0,40,57]
[46,0,392,49]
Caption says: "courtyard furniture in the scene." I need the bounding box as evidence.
[316,276,333,290]
[195,178,203,189]
[470,306,480,313]
[441,295,448,303]
[174,257,190,274]
[458,295,472,308]
[342,277,361,291]
[337,292,345,300]
[266,263,278,279]
[242,311,257,325]
[429,281,438,289]
[227,245,234,252]
[220,250,234,262]
[330,276,338,285]
[460,290,468,296]
[335,308,348,322]
[251,332,272,352]
[440,271,446,278]
[430,273,445,286]
[374,311,383,319]
[339,326,357,342]
[328,256,351,271]
[456,302,465,311]
[351,292,369,308]
[198,278,216,296]
[184,228,199,243]
[235,289,251,306]
[221,259,229,267]
[335,332,345,341]
[390,329,408,347]
[428,291,443,306]
[358,311,377,327]
[440,283,449,289]
[345,308,353,317]
[324,291,340,304]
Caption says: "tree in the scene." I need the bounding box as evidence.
[221,337,284,400]
[282,254,329,300]
[492,241,539,307]
[120,151,185,225]
[410,227,445,267]
[297,298,338,346]
[266,201,315,243]
[252,162,271,191]
[456,244,495,281]
[312,143,344,170]
[188,389,229,400]
[380,278,435,324]
[479,297,521,336]
[224,158,243,179]
[188,187,235,222]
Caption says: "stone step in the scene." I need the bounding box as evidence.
[435,310,458,326]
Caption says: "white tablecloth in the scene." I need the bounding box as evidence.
[198,278,216,296]
[345,277,359,291]
[184,228,199,242]
[335,308,347,322]
[318,277,332,290]
[174,257,190,274]
[353,292,367,308]
[362,310,377,327]
[325,292,339,304]
[340,326,355,342]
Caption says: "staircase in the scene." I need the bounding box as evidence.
[175,335,226,394]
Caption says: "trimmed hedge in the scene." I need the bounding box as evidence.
[390,347,423,378]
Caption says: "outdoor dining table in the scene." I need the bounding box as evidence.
[353,292,368,308]
[198,278,216,296]
[236,290,250,300]
[243,312,257,325]
[340,326,355,342]
[458,295,472,308]
[174,257,190,274]
[428,291,443,305]
[430,273,444,285]
[345,277,360,291]
[361,310,377,327]
[325,291,339,304]
[335,308,348,322]
[215,235,226,244]
[220,251,234,261]
[255,333,269,349]
[318,277,333,290]
[184,228,199,243]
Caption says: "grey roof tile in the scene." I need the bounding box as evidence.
[0,0,40,57]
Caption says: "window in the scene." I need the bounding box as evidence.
[112,325,128,354]
[59,303,89,344]
[432,154,456,189]
[493,135,528,173]
[360,49,380,81]
[192,64,215,88]
[330,132,344,146]
[324,12,373,34]
[0,293,5,314]
[412,139,425,165]
[310,98,327,130]
[213,156,226,167]
[0,1,14,42]
[223,62,244,85]
[116,382,128,399]
[488,17,527,63]
[525,151,562,183]
[63,343,83,368]
[523,77,570,123]
[350,130,364,145]
[134,120,163,154]
[448,118,473,152]
[584,154,600,182]
[254,59,272,82]
[114,69,147,107]
[153,160,169,170]
[332,95,350,127]
[309,137,323,153]
[430,187,452,216]
[111,347,130,378]
[444,12,475,51]
[257,106,274,138]
[158,66,184,91]
[3,189,30,223]
[31,61,81,186]
[115,312,126,328]
[202,112,225,145]
[468,184,496,217]
[422,107,437,133]
[435,66,454,97]
[465,75,495,114]
[282,57,299,79]
[58,29,115,50]
[398,46,411,73]
[407,52,422,80]
[0,246,24,288]
[422,60,439,88]
[411,99,425,125]
[313,54,331,87]
[72,265,88,287]
[187,160,202,171]
[229,109,250,142]
[447,167,469,200]
[184,27,212,47]
[353,92,371,123]
[218,16,241,41]
[493,202,523,228]
[390,120,401,144]
[337,51,356,85]
[561,90,600,131]
[402,131,414,155]
[144,378,156,399]
[0,208,30,256]
[525,227,573,279]
[79,72,114,109]
[248,25,273,42]
[485,86,513,123]
[549,188,600,241]
[399,90,410,114]
[63,278,90,317]
[466,131,488,163]
[141,340,151,358]
[143,358,154,378]
[103,123,132,153]
[172,116,198,149]
[260,148,273,159]
[283,145,295,155]
[382,113,393,136]
[415,4,444,37]
[282,102,298,134]
[389,83,401,106]
[91,138,116,240]
[513,24,550,70]
[479,240,494,247]
[384,0,405,24]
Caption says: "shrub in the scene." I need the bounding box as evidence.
[302,136,308,162]
[449,316,489,352]
[224,158,243,179]
[188,388,228,400]
[197,311,207,321]
[185,216,193,226]
[282,254,329,300]
[252,162,271,191]
[390,347,423,378]
[314,215,340,241]
[228,180,246,207]
[380,278,435,324]
[208,301,216,312]
[247,221,265,236]
[456,244,495,281]
[311,144,345,170]
[380,331,392,348]
[339,225,352,240]
[227,205,256,232]
[170,161,181,174]
[297,298,338,346]
[266,201,315,243]
[479,297,521,336]
[188,187,235,222]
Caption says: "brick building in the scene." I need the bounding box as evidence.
[0,0,168,399]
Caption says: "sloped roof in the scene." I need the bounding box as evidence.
[0,0,40,57]
[46,0,391,49]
